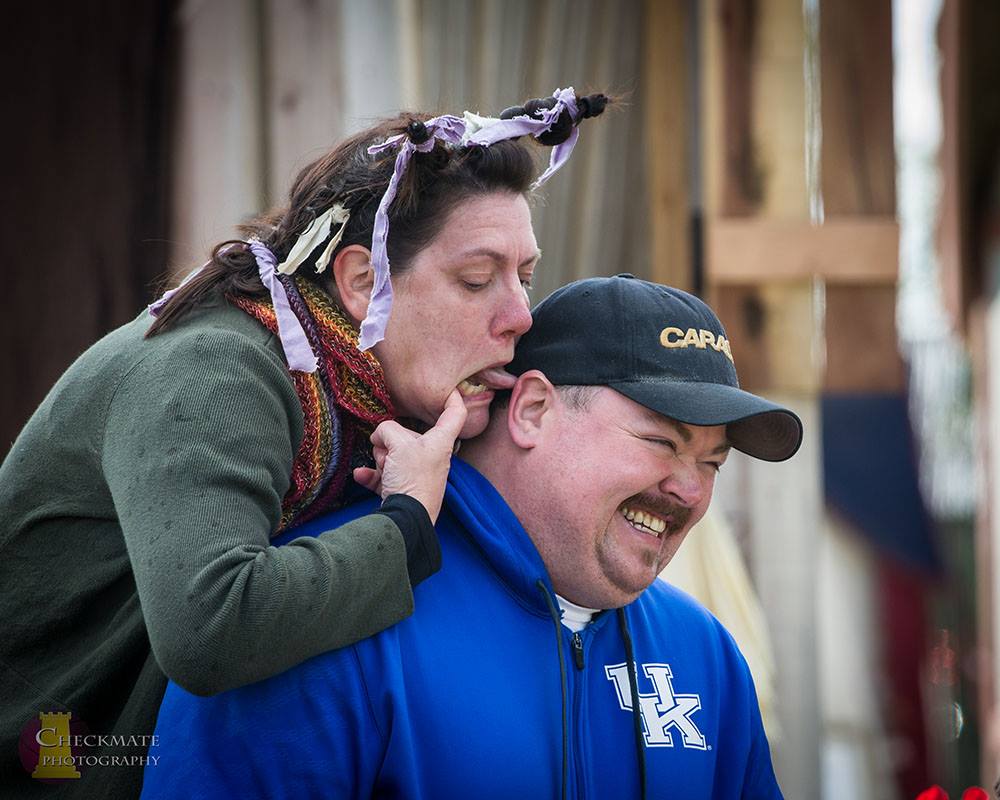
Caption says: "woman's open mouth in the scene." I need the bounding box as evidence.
[456,367,517,398]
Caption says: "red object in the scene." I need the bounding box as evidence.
[914,787,990,800]
[880,559,931,795]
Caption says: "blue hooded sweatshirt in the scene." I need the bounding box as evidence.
[141,458,782,799]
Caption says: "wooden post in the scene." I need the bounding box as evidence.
[644,0,693,291]
[171,0,264,270]
[702,3,823,796]
[263,0,346,203]
[704,0,901,794]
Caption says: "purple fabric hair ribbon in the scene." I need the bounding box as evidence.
[464,87,580,188]
[147,262,207,318]
[358,114,467,351]
[248,240,318,373]
[533,89,581,187]
[356,88,581,350]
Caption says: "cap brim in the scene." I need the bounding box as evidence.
[608,380,803,462]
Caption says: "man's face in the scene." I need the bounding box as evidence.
[526,387,729,609]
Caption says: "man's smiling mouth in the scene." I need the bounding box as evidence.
[619,504,668,537]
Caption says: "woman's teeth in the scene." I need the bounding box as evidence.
[457,379,490,397]
[619,504,667,536]
[457,367,517,397]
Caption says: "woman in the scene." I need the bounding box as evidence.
[0,89,608,795]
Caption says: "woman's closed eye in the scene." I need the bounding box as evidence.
[460,272,492,291]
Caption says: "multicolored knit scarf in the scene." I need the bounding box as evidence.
[231,276,394,533]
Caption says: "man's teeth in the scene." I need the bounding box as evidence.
[457,379,489,397]
[619,505,667,535]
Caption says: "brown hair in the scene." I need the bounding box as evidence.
[148,93,609,337]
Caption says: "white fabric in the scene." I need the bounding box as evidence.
[555,593,599,633]
[277,203,349,275]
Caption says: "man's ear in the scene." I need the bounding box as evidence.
[332,245,374,325]
[507,370,557,450]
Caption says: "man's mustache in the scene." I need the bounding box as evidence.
[622,492,693,534]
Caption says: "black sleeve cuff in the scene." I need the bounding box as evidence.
[376,494,442,588]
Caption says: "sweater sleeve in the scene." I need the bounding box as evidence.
[102,325,415,696]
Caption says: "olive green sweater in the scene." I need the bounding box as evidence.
[0,295,425,796]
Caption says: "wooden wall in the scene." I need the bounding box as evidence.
[1,2,177,453]
[170,0,649,305]
[640,1,902,796]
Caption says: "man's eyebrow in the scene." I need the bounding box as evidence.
[643,412,732,454]
[455,247,541,269]
[671,420,693,443]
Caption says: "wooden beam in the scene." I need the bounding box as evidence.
[707,217,899,283]
[819,0,895,216]
[751,0,809,219]
[703,6,823,797]
[971,297,1000,782]
[264,0,345,204]
[718,0,759,216]
[937,0,971,334]
[644,0,692,291]
[712,282,820,394]
[171,0,263,269]
[824,285,904,392]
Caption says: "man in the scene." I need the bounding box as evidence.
[141,275,802,799]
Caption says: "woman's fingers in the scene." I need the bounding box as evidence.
[369,420,419,452]
[425,390,468,446]
[372,443,388,472]
[371,391,470,524]
[353,466,382,494]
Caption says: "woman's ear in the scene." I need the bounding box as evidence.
[332,245,374,325]
[507,370,557,450]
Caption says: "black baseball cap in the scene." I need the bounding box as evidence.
[507,274,803,461]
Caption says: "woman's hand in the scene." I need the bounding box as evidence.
[353,390,468,523]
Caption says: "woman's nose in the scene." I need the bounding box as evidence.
[493,280,533,338]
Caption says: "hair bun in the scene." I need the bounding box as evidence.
[501,92,608,147]
[519,96,569,146]
[499,105,527,120]
[406,119,431,145]
[522,97,558,117]
[577,94,608,119]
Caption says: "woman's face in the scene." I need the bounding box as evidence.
[374,192,539,439]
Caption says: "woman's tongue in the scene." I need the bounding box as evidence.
[457,367,516,397]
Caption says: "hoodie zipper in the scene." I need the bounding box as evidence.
[571,632,585,670]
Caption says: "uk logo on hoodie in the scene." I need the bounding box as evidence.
[605,663,708,750]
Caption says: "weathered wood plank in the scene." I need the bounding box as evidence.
[707,217,899,283]
[644,0,693,290]
[171,0,263,268]
[819,0,895,216]
[264,0,346,204]
[824,284,904,392]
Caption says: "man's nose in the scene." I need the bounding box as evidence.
[658,461,705,508]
